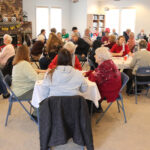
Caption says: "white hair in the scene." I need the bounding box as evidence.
[3,34,12,43]
[37,34,45,42]
[95,47,112,60]
[63,41,77,53]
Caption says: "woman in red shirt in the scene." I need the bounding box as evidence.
[111,36,132,57]
[147,42,150,51]
[85,47,121,104]
[48,42,82,70]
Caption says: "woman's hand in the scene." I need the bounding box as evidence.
[82,72,86,77]
[117,51,123,57]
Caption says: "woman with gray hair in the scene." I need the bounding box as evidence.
[48,41,82,70]
[0,34,15,68]
[84,47,121,110]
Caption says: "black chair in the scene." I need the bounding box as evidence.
[135,67,150,104]
[96,72,129,124]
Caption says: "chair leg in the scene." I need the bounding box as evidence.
[120,98,127,123]
[5,101,13,126]
[116,100,120,113]
[135,83,138,104]
[37,108,40,131]
[96,103,112,124]
[90,102,93,119]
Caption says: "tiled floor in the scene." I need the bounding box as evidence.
[1,91,150,150]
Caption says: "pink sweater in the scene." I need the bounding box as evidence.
[0,44,15,67]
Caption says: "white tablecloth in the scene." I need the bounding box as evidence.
[112,57,132,70]
[31,78,101,108]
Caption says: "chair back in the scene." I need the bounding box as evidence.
[120,72,129,92]
[136,67,150,77]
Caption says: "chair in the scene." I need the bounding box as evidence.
[30,54,40,69]
[77,55,87,67]
[39,96,94,150]
[0,70,37,126]
[135,67,150,104]
[96,72,129,124]
[88,58,96,70]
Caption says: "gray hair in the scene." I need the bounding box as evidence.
[3,34,12,43]
[63,41,77,53]
[95,47,112,60]
[71,32,79,38]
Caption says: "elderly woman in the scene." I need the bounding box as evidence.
[85,47,121,103]
[0,34,15,69]
[48,41,82,70]
[110,36,132,57]
[127,32,135,52]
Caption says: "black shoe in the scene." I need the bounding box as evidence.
[31,114,38,122]
[2,93,10,99]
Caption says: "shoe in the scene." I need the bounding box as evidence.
[2,93,10,99]
[31,114,38,122]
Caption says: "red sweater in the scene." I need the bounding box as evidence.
[147,43,150,51]
[110,44,131,56]
[85,60,121,103]
[48,55,82,71]
[101,36,109,43]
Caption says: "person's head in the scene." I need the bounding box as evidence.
[63,41,77,54]
[126,29,131,35]
[13,45,30,65]
[112,29,116,33]
[84,28,90,36]
[72,27,78,33]
[129,32,135,40]
[3,34,12,45]
[62,28,66,35]
[109,35,116,43]
[139,39,147,49]
[48,48,72,80]
[105,28,110,37]
[141,29,144,34]
[57,32,62,40]
[95,47,111,65]
[37,34,45,43]
[117,36,125,45]
[41,29,46,35]
[51,28,57,33]
[72,32,79,42]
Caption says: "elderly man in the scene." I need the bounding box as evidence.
[137,29,148,41]
[125,40,150,94]
[83,28,93,47]
[72,32,90,58]
[0,34,15,69]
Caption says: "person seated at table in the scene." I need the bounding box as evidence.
[12,45,42,100]
[72,32,90,58]
[0,34,15,69]
[101,28,110,44]
[123,29,131,42]
[147,38,150,51]
[125,40,150,94]
[83,28,93,47]
[127,32,136,53]
[40,48,88,100]
[137,29,148,41]
[48,41,82,70]
[104,34,116,49]
[62,28,69,40]
[110,36,132,57]
[84,47,121,111]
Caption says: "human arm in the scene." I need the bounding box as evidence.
[130,53,137,69]
[75,55,82,71]
[79,74,88,93]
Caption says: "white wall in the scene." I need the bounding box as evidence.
[23,0,71,38]
[98,0,150,36]
[87,0,100,14]
[70,0,87,36]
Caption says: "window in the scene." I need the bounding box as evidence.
[105,8,136,35]
[50,8,62,32]
[105,9,120,34]
[36,7,49,38]
[120,9,136,34]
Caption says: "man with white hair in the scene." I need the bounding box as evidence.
[0,34,15,69]
[48,41,82,70]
